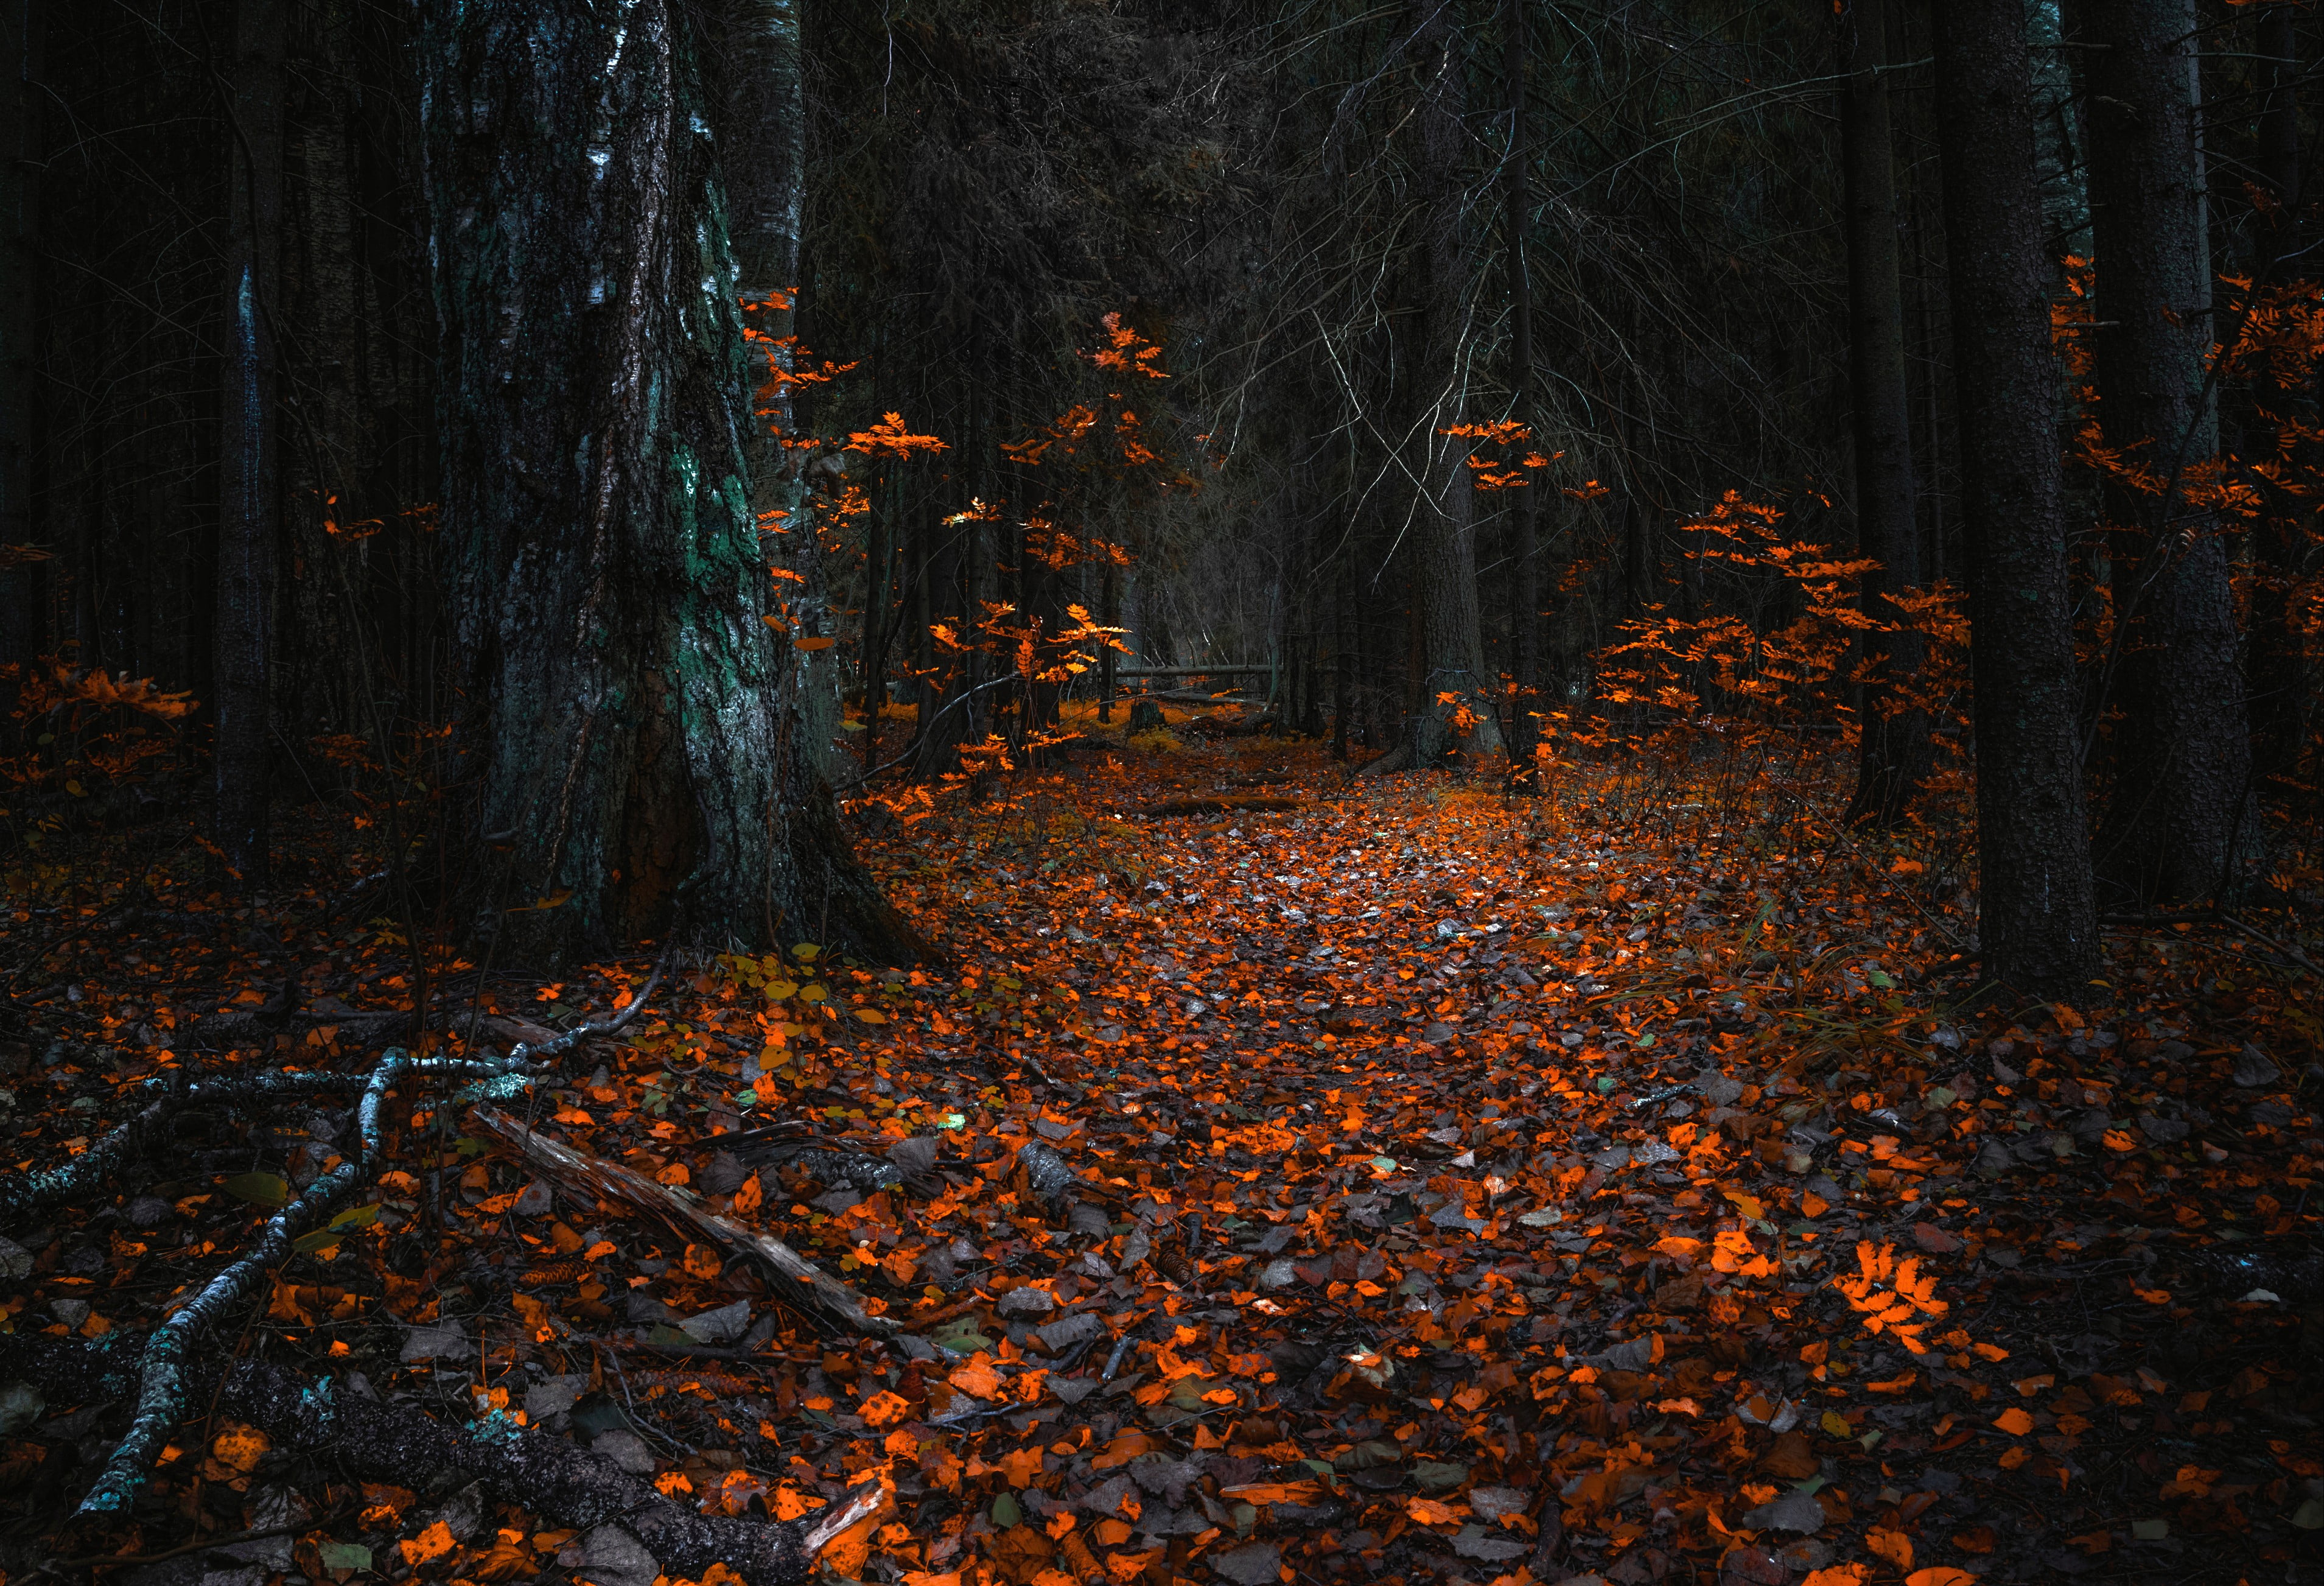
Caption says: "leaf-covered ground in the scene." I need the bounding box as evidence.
[2,730,2320,1586]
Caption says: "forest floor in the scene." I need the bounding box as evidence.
[1,721,2320,1586]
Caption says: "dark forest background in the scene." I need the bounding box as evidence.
[1,0,2318,994]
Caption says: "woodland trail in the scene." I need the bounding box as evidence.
[0,734,2319,1586]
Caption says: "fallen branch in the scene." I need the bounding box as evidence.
[1133,794,1302,818]
[471,1108,898,1336]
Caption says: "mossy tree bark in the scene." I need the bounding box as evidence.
[422,0,918,967]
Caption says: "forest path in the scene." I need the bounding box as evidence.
[0,739,2312,1586]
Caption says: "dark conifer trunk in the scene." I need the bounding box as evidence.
[1502,0,1539,784]
[0,0,39,665]
[422,0,914,966]
[1930,0,2098,997]
[2072,0,2251,904]
[1838,0,1928,828]
[214,0,285,890]
[2244,3,2307,795]
[1407,0,1500,766]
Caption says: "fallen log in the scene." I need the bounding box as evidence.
[1133,794,1302,818]
[471,1107,898,1336]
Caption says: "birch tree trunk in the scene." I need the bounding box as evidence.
[1930,0,2098,997]
[215,0,285,890]
[422,0,915,966]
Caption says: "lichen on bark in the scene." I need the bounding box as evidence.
[421,0,920,966]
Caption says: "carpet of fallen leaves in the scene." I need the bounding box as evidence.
[2,726,2322,1586]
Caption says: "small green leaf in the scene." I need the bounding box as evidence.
[2293,1498,2324,1530]
[454,1137,489,1157]
[317,1543,373,1572]
[224,1172,290,1208]
[291,1228,344,1254]
[990,1490,1021,1528]
[327,1205,379,1232]
[1869,969,1895,989]
[791,942,820,963]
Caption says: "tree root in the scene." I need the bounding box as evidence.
[0,1339,885,1586]
[0,1070,368,1226]
[5,967,673,1516]
[80,1051,531,1514]
[1351,741,1413,777]
[472,1108,897,1336]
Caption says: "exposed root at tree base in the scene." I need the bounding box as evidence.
[0,1338,884,1586]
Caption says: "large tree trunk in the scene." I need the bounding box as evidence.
[1930,0,2098,998]
[0,0,40,667]
[2071,0,2251,905]
[1837,0,1929,829]
[421,0,916,967]
[1407,0,1501,767]
[215,0,285,891]
[1501,0,1539,785]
